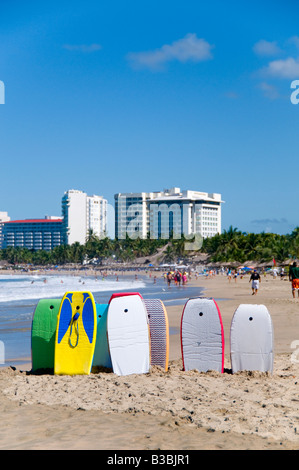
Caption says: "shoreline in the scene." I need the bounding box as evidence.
[0,270,298,449]
[7,270,296,368]
[0,269,204,368]
[2,268,297,368]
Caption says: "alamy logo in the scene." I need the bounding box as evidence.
[0,81,4,104]
[0,341,4,364]
[117,198,204,251]
[290,80,299,105]
[290,340,299,363]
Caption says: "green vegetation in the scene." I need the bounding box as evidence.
[1,227,299,266]
[0,234,167,266]
[201,226,299,263]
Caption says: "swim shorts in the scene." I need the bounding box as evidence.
[292,279,299,290]
[252,280,259,290]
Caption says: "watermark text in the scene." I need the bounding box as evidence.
[290,80,299,104]
[115,199,207,251]
[0,341,4,364]
[290,340,299,363]
[0,81,4,104]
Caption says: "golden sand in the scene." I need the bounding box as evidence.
[0,271,298,450]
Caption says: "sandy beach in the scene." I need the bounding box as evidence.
[0,270,299,450]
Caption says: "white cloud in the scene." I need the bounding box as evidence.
[262,57,299,79]
[253,39,281,57]
[63,44,102,52]
[127,34,214,70]
[288,36,299,49]
[224,91,239,99]
[0,80,4,104]
[257,82,280,100]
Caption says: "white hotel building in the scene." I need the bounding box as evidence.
[0,212,11,248]
[115,187,223,240]
[61,190,107,245]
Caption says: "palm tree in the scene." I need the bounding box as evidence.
[51,245,71,265]
[289,228,299,259]
[69,242,85,264]
[164,244,176,263]
[99,237,113,258]
[172,236,187,259]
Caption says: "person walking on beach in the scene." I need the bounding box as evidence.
[289,262,299,298]
[249,269,261,295]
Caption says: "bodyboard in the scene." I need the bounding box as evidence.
[31,298,61,372]
[107,293,150,376]
[54,291,97,375]
[230,304,274,373]
[181,297,225,373]
[92,304,112,369]
[143,299,169,371]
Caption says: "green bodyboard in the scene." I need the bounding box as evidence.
[31,298,61,372]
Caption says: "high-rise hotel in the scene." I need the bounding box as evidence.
[1,190,108,250]
[61,189,107,245]
[115,187,223,240]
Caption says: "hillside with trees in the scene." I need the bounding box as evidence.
[0,226,298,267]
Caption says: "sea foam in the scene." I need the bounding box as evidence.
[0,274,145,303]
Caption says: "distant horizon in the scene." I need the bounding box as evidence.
[2,184,298,238]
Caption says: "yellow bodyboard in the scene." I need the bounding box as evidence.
[54,291,97,375]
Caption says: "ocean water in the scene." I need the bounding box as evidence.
[0,273,204,368]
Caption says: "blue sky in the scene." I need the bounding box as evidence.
[0,0,299,237]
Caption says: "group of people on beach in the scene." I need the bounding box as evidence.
[165,270,188,287]
[249,263,299,298]
[224,262,299,298]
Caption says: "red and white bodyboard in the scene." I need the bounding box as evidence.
[181,297,225,373]
[107,293,150,376]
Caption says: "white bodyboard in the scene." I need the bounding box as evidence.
[107,294,150,376]
[230,304,274,373]
[181,297,225,373]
